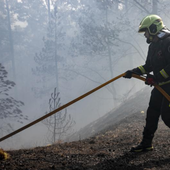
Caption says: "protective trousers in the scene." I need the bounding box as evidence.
[144,84,170,141]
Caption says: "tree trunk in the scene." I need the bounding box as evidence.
[115,0,119,11]
[47,0,51,23]
[105,8,116,104]
[125,0,128,12]
[152,0,158,14]
[5,0,16,82]
[54,8,59,94]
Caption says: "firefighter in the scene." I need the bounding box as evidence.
[124,14,170,152]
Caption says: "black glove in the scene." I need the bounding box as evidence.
[123,70,133,79]
[145,74,157,86]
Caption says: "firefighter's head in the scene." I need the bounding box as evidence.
[138,14,165,43]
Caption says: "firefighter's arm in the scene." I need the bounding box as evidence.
[123,62,152,79]
[124,46,152,79]
[133,55,153,76]
[135,46,153,76]
[123,65,150,79]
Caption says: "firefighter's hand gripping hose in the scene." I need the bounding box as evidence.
[0,73,170,143]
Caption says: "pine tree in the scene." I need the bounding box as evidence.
[0,63,28,124]
[43,88,75,143]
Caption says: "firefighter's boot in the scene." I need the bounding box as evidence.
[130,128,154,152]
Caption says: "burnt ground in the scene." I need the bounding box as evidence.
[1,112,170,170]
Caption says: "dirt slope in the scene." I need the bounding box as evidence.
[67,87,151,141]
[1,112,170,170]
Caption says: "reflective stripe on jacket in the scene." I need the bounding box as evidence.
[138,34,170,84]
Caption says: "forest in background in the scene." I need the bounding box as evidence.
[0,0,170,149]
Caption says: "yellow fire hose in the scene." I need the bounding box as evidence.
[132,74,170,102]
[0,73,170,142]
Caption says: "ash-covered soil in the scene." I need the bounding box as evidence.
[1,112,170,170]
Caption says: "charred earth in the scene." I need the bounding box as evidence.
[1,87,170,170]
[1,112,170,170]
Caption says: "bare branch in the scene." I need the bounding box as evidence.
[133,0,150,14]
